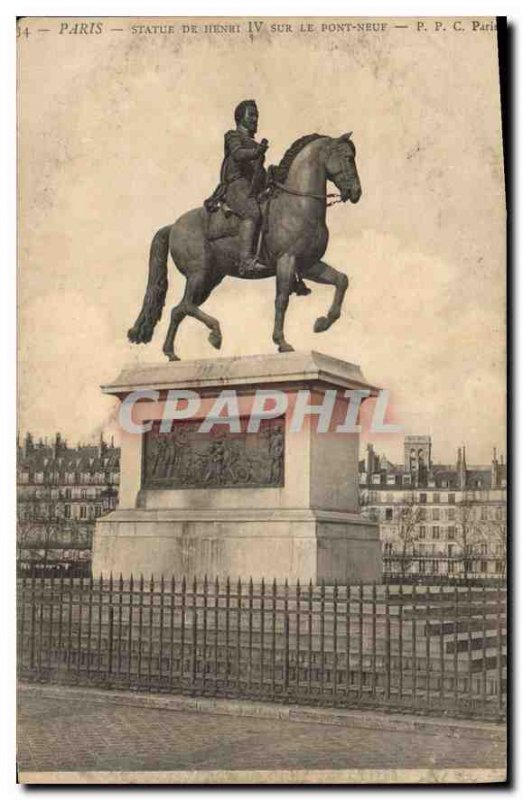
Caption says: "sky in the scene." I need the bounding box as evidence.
[18,17,506,465]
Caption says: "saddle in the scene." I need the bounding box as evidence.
[204,193,271,244]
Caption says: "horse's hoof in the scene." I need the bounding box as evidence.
[314,316,331,333]
[208,330,222,350]
[278,343,295,353]
[164,351,180,362]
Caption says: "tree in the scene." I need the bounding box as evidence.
[17,477,88,573]
[394,492,423,579]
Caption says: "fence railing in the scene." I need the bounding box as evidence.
[17,574,507,720]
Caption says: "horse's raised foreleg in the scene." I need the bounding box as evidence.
[301,260,349,333]
[272,254,296,353]
[162,268,223,361]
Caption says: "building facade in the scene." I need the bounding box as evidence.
[17,432,120,574]
[359,436,507,579]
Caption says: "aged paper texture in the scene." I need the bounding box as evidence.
[17,16,506,785]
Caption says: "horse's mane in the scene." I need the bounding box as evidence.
[269,133,325,185]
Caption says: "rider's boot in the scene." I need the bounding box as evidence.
[238,219,267,277]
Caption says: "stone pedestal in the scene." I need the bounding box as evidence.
[92,351,381,583]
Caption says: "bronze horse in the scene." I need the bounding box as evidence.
[128,132,361,360]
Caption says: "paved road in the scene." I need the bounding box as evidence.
[17,687,506,775]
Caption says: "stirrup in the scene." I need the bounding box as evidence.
[239,257,267,277]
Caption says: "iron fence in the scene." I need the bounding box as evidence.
[17,574,507,720]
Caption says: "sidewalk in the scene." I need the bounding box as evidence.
[17,683,507,784]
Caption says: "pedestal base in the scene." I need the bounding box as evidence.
[92,508,381,584]
[93,352,382,585]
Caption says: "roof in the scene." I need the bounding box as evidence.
[18,442,120,475]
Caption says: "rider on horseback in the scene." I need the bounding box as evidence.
[205,99,310,293]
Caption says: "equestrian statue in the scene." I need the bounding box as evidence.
[128,99,362,360]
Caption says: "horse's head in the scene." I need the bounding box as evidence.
[325,133,361,204]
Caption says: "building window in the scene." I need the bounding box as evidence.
[385,508,393,521]
[448,544,454,556]
[432,526,440,539]
[448,526,456,540]
[480,507,488,521]
[495,507,503,521]
[432,493,440,503]
[95,505,102,517]
[448,493,455,504]
[447,508,455,521]
[80,505,87,519]
[479,543,488,555]
[419,493,427,504]
[432,508,440,521]
[419,525,426,539]
[419,508,427,521]
[480,561,488,573]
[64,505,71,519]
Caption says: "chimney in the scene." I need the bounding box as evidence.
[24,432,34,457]
[458,445,467,490]
[54,432,62,459]
[99,432,107,458]
[491,447,499,488]
[365,443,375,476]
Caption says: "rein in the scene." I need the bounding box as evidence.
[271,179,344,207]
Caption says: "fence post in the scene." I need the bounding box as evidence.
[191,576,198,688]
[283,605,290,693]
[260,578,265,691]
[137,575,144,681]
[202,575,208,691]
[308,580,313,696]
[236,578,242,691]
[96,574,103,677]
[108,599,114,677]
[169,575,175,688]
[497,583,503,713]
[180,576,186,684]
[213,576,219,688]
[128,574,134,685]
[425,585,431,705]
[453,584,459,706]
[411,583,417,702]
[225,577,230,687]
[371,582,377,697]
[481,583,488,705]
[385,583,391,700]
[271,579,277,695]
[247,577,253,692]
[295,579,301,695]
[18,574,27,673]
[333,580,338,698]
[76,573,84,677]
[320,579,325,697]
[358,582,363,698]
[148,575,155,687]
[345,582,351,697]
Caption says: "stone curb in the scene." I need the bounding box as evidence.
[18,682,505,742]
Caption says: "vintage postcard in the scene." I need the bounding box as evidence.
[17,16,507,784]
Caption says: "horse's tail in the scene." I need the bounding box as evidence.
[127,225,172,344]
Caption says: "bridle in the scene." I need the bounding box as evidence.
[270,147,354,207]
[271,179,345,207]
